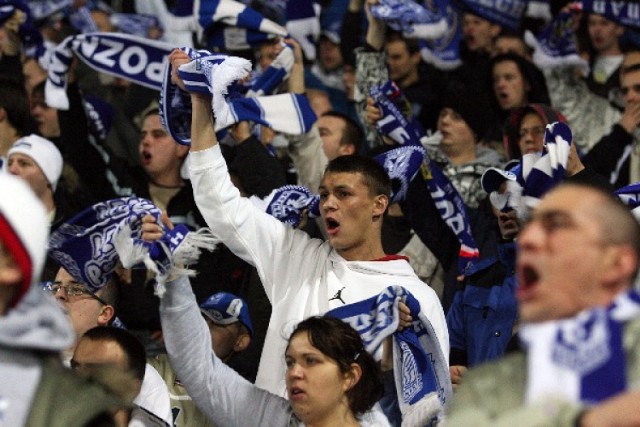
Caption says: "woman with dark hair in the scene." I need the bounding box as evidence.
[487,52,550,146]
[503,103,612,189]
[159,273,388,427]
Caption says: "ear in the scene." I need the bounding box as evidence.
[97,304,115,326]
[372,194,388,218]
[410,50,421,67]
[0,107,6,122]
[343,362,363,392]
[600,245,638,291]
[176,144,190,160]
[339,144,356,156]
[490,24,501,39]
[233,333,251,353]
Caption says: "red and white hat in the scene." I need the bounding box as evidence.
[0,174,48,308]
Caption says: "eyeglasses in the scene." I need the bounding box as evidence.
[44,281,108,306]
[518,126,545,140]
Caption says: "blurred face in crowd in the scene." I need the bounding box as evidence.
[515,187,619,323]
[30,91,60,138]
[588,14,623,55]
[257,41,279,71]
[518,112,546,155]
[203,316,249,362]
[438,107,476,150]
[318,115,354,161]
[385,39,419,87]
[139,114,188,184]
[462,13,500,53]
[318,37,343,72]
[493,59,529,110]
[621,68,640,106]
[7,153,50,199]
[285,331,353,423]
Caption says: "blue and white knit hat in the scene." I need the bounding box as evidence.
[200,292,253,336]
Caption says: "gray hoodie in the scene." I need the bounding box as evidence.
[0,285,75,426]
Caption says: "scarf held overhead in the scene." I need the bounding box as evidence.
[45,32,175,110]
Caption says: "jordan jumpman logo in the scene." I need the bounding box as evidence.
[329,287,346,304]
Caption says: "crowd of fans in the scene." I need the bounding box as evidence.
[2,0,640,426]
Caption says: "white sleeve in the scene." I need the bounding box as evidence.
[159,275,293,426]
[133,364,173,426]
[188,145,324,301]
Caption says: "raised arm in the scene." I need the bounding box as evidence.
[142,214,292,426]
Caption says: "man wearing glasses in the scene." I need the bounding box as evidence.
[43,264,173,427]
[45,267,117,355]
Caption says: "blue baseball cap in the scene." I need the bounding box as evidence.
[199,292,253,337]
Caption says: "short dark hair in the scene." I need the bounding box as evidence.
[621,62,640,77]
[288,317,384,416]
[321,111,364,154]
[82,326,147,382]
[324,155,391,198]
[0,76,31,136]
[386,30,420,55]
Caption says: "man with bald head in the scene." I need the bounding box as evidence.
[447,182,640,426]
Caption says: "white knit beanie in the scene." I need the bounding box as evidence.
[0,174,49,308]
[8,134,63,191]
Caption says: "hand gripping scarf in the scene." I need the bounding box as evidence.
[327,286,452,426]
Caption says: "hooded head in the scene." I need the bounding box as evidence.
[0,174,48,312]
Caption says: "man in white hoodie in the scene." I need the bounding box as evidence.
[169,50,448,399]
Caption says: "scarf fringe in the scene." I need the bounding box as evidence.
[400,392,442,427]
[114,224,221,298]
[210,57,252,128]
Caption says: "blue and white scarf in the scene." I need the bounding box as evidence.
[485,122,571,220]
[2,0,45,59]
[161,48,316,145]
[370,0,448,40]
[370,81,480,272]
[249,185,320,228]
[26,0,71,21]
[110,13,163,38]
[48,197,163,293]
[525,5,589,74]
[327,286,452,426]
[246,41,294,97]
[579,1,640,29]
[521,290,640,405]
[68,5,98,34]
[195,0,287,51]
[419,1,462,70]
[614,181,640,221]
[615,182,640,209]
[285,0,320,61]
[48,197,219,297]
[375,146,426,205]
[44,32,174,110]
[459,0,527,31]
[518,121,572,213]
